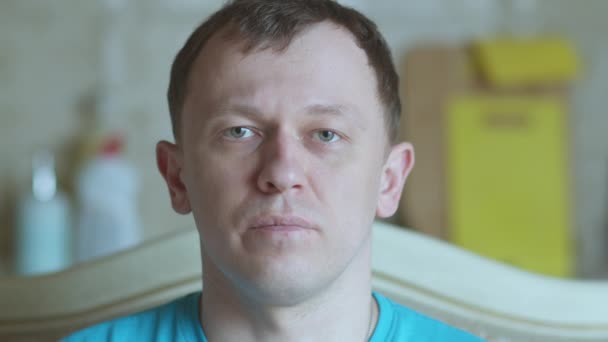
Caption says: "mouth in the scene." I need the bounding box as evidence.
[248,215,317,232]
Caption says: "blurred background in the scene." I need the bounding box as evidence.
[0,0,606,279]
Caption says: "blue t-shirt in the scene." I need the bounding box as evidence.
[63,292,484,341]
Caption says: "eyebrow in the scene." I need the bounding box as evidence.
[210,102,359,121]
[303,103,355,118]
[303,104,366,131]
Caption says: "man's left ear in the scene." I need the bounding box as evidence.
[376,142,415,218]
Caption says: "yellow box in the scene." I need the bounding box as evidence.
[473,38,579,87]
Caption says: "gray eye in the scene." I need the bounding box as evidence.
[226,127,254,139]
[315,130,340,143]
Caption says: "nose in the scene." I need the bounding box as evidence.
[256,131,305,194]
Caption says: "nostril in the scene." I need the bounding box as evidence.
[261,179,301,193]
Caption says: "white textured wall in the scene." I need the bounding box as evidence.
[1,0,606,277]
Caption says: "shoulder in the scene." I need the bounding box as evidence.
[371,292,485,342]
[61,292,202,342]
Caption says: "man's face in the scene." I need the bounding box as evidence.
[160,23,412,304]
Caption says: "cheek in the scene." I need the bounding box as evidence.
[312,151,381,222]
[313,164,378,259]
[184,151,253,227]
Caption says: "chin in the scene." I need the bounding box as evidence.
[237,259,333,307]
[244,278,324,307]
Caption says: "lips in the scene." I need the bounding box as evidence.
[249,215,317,231]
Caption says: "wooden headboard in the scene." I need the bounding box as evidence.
[1,221,606,341]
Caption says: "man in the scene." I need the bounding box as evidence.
[64,0,483,341]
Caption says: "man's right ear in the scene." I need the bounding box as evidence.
[156,141,192,215]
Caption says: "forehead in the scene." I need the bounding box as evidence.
[184,22,382,123]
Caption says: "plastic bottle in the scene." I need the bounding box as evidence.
[16,151,71,275]
[75,134,141,263]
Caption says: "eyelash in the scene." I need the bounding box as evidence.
[223,126,256,139]
[312,129,341,143]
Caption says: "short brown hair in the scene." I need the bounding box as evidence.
[168,0,401,143]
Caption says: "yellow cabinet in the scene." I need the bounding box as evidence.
[447,95,573,277]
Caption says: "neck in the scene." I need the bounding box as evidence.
[199,240,377,342]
